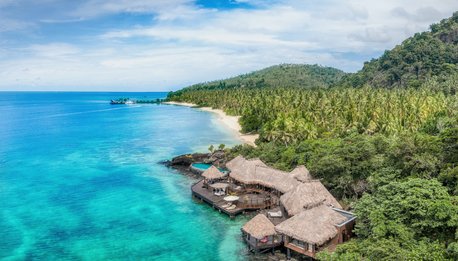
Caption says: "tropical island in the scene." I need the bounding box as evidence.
[165,13,458,260]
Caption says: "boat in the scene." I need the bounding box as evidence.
[110,98,135,105]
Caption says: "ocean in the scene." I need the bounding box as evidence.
[0,92,249,260]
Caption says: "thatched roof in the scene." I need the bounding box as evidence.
[202,166,225,180]
[290,165,312,182]
[227,156,299,193]
[280,181,342,216]
[226,155,266,173]
[242,214,277,239]
[275,205,347,245]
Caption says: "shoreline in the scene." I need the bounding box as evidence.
[163,101,259,147]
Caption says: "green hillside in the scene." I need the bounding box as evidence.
[342,12,458,89]
[171,64,345,94]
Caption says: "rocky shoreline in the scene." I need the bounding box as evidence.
[162,149,229,176]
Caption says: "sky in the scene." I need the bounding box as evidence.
[0,0,457,91]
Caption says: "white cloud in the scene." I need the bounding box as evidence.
[0,0,458,91]
[72,0,193,18]
[26,43,80,58]
[0,17,31,32]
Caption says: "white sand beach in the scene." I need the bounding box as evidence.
[163,101,259,146]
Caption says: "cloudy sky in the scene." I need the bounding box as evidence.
[0,0,457,91]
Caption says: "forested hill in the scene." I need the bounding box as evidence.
[342,12,458,89]
[171,64,346,94]
[170,13,458,95]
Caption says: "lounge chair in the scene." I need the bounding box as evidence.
[214,191,225,196]
[226,205,236,210]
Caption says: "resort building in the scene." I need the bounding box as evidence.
[227,156,310,195]
[190,155,355,258]
[201,166,228,195]
[280,181,342,217]
[275,205,356,258]
[241,214,283,253]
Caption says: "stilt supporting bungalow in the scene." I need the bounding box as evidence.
[275,205,355,258]
[241,214,283,252]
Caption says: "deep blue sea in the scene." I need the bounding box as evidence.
[0,92,249,260]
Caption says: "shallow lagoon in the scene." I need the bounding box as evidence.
[0,92,249,260]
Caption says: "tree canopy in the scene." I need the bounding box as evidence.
[169,64,346,95]
[341,12,458,89]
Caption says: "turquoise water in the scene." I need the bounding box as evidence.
[0,92,249,260]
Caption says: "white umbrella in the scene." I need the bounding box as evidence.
[224,195,239,202]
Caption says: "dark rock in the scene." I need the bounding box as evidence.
[158,160,171,166]
[170,153,209,167]
[208,150,226,166]
[166,150,230,177]
[168,150,228,168]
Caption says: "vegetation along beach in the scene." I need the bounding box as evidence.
[0,1,457,261]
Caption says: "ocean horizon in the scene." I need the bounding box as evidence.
[0,92,249,260]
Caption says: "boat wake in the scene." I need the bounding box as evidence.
[43,106,141,118]
[9,106,142,122]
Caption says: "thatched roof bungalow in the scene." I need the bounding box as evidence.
[242,214,277,239]
[241,214,282,251]
[280,181,342,216]
[202,166,225,181]
[224,156,356,258]
[226,156,267,176]
[275,205,355,258]
[227,156,300,194]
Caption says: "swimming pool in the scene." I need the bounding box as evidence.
[191,163,227,174]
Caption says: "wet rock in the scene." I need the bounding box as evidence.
[164,150,230,177]
[208,150,227,167]
[170,153,209,167]
[167,150,228,168]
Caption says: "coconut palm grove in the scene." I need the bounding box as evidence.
[167,13,458,260]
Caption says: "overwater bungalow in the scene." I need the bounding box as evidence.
[275,205,356,259]
[241,214,283,253]
[226,156,355,259]
[189,156,355,258]
[202,166,225,185]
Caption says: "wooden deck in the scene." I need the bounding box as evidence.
[191,179,277,218]
[192,180,244,217]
